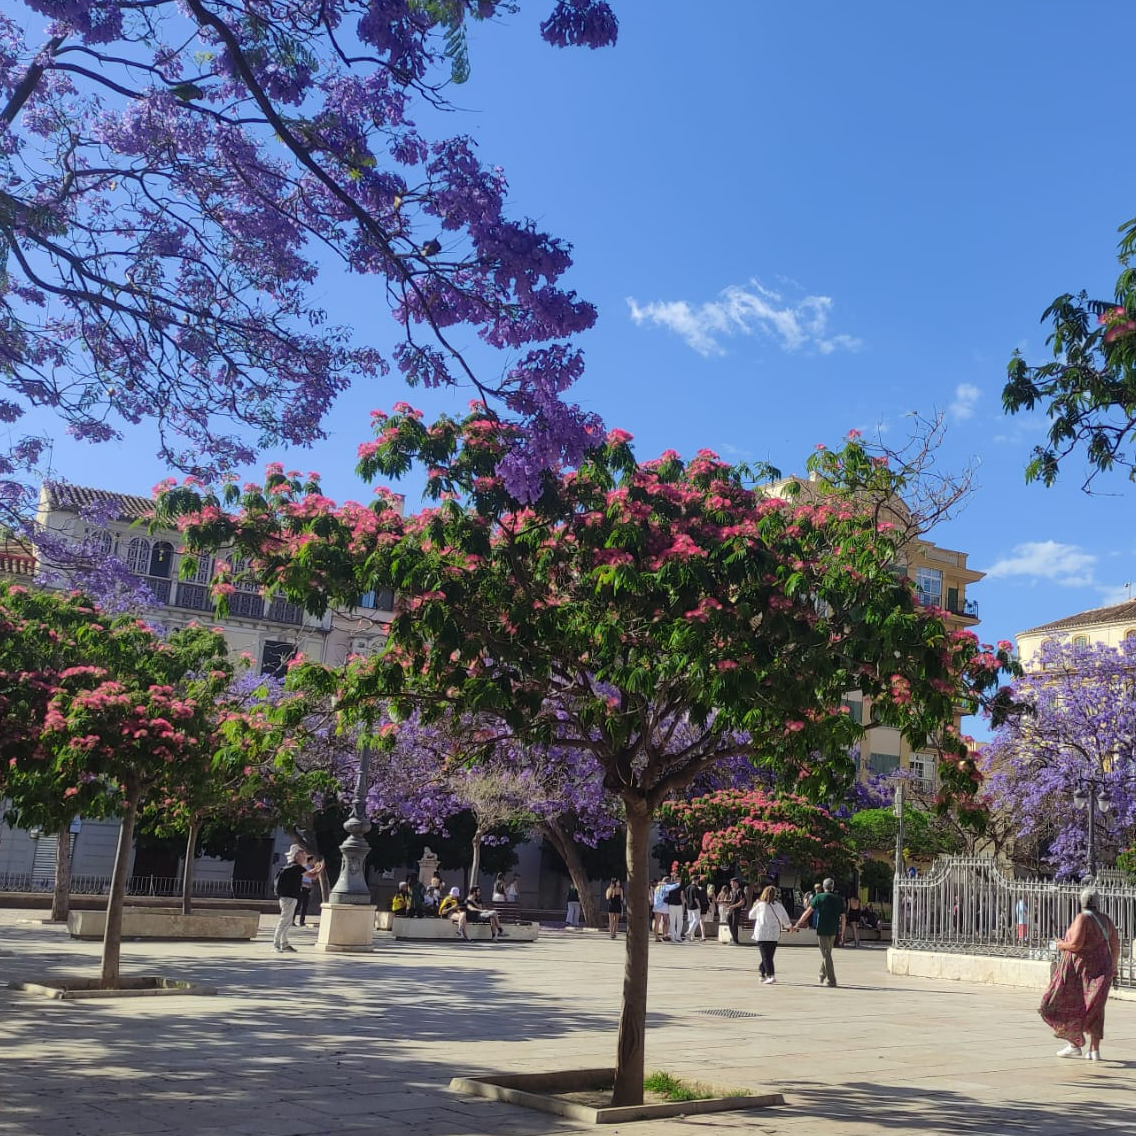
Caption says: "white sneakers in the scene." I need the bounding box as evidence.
[763,977,776,984]
[1055,1043,1082,1058]
[1085,1050,1100,1062]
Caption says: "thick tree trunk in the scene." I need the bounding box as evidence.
[539,819,602,929]
[612,803,651,1106]
[180,820,201,917]
[49,828,72,923]
[101,787,140,988]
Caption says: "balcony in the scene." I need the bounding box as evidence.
[914,586,979,621]
[133,576,304,625]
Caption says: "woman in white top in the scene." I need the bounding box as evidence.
[749,885,792,983]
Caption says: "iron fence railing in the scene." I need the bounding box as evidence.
[895,856,1136,988]
[0,872,269,899]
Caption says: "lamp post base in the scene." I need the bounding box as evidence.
[315,903,377,953]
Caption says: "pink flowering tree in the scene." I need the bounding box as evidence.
[158,407,1017,1103]
[0,583,235,984]
[657,788,853,884]
[137,672,337,915]
[0,1,619,527]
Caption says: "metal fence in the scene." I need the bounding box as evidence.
[894,856,1136,988]
[0,872,268,900]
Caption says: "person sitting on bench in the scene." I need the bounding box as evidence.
[462,886,507,940]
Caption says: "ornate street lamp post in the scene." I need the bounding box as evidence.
[1072,780,1110,879]
[328,743,373,904]
[316,743,377,952]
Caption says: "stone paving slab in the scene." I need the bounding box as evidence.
[1,911,1134,1135]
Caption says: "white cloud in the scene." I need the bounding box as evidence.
[949,382,981,421]
[1096,583,1133,607]
[982,541,1098,588]
[627,280,862,357]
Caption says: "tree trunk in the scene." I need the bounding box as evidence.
[49,828,72,923]
[539,819,602,929]
[101,786,140,988]
[469,828,483,893]
[180,819,201,917]
[612,802,651,1107]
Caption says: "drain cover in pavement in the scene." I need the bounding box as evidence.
[701,1008,762,1019]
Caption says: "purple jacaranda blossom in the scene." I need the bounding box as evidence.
[0,1,617,528]
[980,638,1136,878]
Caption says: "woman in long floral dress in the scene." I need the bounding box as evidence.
[1040,887,1120,1061]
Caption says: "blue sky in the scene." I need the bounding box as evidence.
[27,3,1136,660]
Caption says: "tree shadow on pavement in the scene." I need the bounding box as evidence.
[780,1079,1133,1134]
[0,921,668,1136]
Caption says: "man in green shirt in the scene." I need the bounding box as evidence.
[791,877,846,987]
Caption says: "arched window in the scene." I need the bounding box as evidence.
[84,528,114,557]
[185,552,214,584]
[1125,629,1136,641]
[1072,634,1089,647]
[229,557,264,619]
[124,537,151,576]
[148,540,174,579]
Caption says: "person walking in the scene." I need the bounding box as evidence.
[273,845,323,953]
[750,885,792,983]
[685,876,708,942]
[724,876,747,944]
[791,876,845,986]
[605,878,624,939]
[1040,887,1120,1060]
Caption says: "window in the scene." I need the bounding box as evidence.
[869,753,900,776]
[842,698,863,725]
[914,566,942,607]
[148,540,174,579]
[1126,629,1136,641]
[260,640,295,678]
[124,536,151,576]
[357,588,395,611]
[910,752,937,793]
[229,557,264,619]
[84,528,115,557]
[1072,635,1089,647]
[185,553,214,584]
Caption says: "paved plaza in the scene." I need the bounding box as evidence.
[1,909,1134,1136]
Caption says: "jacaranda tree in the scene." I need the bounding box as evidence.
[0,1,618,525]
[158,408,1015,1104]
[0,583,235,984]
[981,639,1136,878]
[361,711,619,924]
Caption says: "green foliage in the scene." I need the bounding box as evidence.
[859,856,893,895]
[848,804,962,859]
[1117,846,1136,883]
[1002,215,1136,487]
